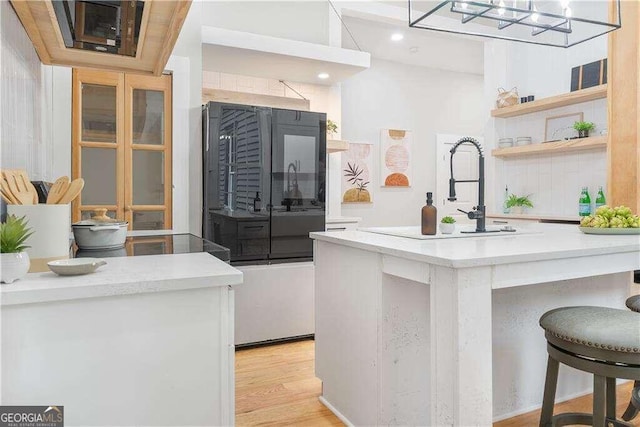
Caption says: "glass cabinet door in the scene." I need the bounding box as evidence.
[72,69,172,230]
[124,74,172,230]
[72,69,124,222]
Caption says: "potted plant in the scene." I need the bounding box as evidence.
[327,119,338,139]
[440,216,456,234]
[505,194,534,214]
[1,215,33,284]
[573,121,595,138]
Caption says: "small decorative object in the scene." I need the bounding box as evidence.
[327,119,338,138]
[505,194,534,214]
[0,215,33,284]
[48,258,107,276]
[571,59,607,92]
[341,142,373,204]
[496,87,519,108]
[527,95,535,102]
[545,112,584,142]
[520,97,527,104]
[440,216,456,234]
[515,137,532,146]
[573,121,595,138]
[498,138,514,148]
[381,129,412,187]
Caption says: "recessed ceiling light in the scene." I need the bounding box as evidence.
[391,33,404,41]
[318,73,330,79]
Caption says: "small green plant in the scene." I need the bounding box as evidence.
[327,119,338,136]
[573,121,595,132]
[1,215,33,253]
[506,194,534,208]
[441,216,456,224]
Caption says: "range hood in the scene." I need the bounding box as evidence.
[52,0,144,57]
[10,0,191,76]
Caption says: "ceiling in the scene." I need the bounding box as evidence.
[341,15,484,75]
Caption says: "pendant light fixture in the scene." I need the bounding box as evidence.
[408,0,621,48]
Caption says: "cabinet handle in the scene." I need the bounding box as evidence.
[243,225,264,229]
[326,227,347,231]
[493,220,508,224]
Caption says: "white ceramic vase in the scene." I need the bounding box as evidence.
[439,223,455,234]
[1,252,30,284]
[511,206,524,215]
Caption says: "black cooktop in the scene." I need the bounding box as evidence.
[73,233,230,262]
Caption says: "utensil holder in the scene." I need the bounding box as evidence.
[7,204,70,272]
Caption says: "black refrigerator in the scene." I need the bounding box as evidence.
[202,102,326,265]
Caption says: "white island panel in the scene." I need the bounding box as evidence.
[312,224,639,425]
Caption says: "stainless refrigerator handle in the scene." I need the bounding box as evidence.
[204,105,210,152]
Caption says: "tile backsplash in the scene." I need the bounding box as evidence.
[0,1,50,180]
[495,149,607,217]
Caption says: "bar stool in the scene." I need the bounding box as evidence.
[539,306,640,427]
[622,295,640,421]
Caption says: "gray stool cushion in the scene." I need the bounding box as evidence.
[627,295,640,313]
[540,306,640,365]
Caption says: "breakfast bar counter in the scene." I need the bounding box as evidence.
[1,253,242,426]
[310,224,640,426]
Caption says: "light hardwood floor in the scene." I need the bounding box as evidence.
[236,339,639,426]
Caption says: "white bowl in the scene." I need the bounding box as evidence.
[48,258,107,276]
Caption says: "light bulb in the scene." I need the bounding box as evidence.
[498,0,506,15]
[531,6,539,22]
[460,1,468,9]
[560,0,570,8]
[391,33,404,41]
[565,6,572,17]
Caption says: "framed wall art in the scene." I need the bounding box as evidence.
[341,142,373,204]
[380,129,412,187]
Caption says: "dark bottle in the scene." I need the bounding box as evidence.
[421,192,437,235]
[253,192,262,212]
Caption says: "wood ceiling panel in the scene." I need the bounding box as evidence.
[10,0,191,76]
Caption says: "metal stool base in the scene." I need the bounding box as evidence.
[540,343,640,427]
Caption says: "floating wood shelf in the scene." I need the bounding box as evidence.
[328,139,349,153]
[491,85,608,118]
[491,135,608,158]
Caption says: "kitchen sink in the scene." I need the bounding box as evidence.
[359,225,541,240]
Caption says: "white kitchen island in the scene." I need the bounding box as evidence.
[311,224,640,426]
[1,252,242,427]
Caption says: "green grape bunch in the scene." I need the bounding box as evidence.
[582,205,640,228]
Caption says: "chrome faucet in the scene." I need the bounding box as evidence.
[448,137,496,233]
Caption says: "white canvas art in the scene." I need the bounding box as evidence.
[341,142,373,204]
[380,129,412,187]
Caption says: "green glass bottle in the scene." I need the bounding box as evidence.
[595,186,606,209]
[579,187,591,217]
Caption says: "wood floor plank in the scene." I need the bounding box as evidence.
[236,339,640,427]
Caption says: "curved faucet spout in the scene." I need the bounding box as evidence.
[448,136,487,232]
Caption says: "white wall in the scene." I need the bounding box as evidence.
[486,34,609,217]
[0,0,47,180]
[503,37,608,99]
[340,58,485,227]
[201,1,330,45]
[170,1,203,235]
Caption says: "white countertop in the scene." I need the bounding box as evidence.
[1,252,242,306]
[310,223,640,268]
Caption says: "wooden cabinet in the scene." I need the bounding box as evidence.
[72,69,172,229]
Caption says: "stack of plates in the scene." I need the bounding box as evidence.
[516,137,532,146]
[498,138,514,148]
